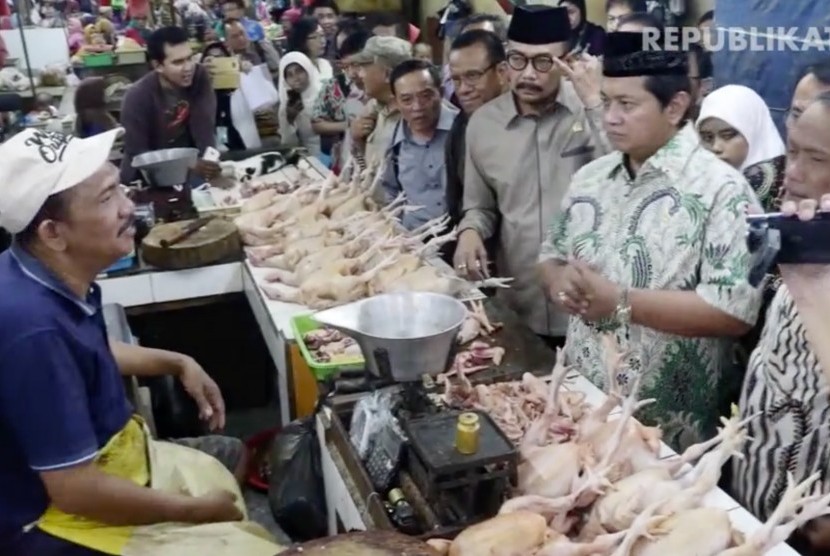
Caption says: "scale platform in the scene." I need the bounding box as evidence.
[402,410,518,526]
[405,411,515,473]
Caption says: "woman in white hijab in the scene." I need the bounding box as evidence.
[699,85,786,445]
[697,84,786,211]
[278,51,323,157]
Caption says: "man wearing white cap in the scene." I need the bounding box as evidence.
[0,130,277,555]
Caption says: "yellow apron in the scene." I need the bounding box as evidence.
[37,416,284,555]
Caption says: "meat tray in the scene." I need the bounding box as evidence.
[291,314,365,380]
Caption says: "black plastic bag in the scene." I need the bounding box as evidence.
[267,416,328,541]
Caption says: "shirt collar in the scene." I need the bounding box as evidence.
[608,123,701,181]
[496,81,585,128]
[10,243,100,316]
[392,103,458,146]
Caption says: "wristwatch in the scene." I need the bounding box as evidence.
[587,287,631,333]
[614,287,632,328]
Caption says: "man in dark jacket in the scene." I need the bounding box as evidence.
[120,26,221,185]
[445,29,507,262]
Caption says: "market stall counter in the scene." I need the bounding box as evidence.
[308,301,800,556]
[98,151,806,555]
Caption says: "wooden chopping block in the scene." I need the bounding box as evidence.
[142,218,241,270]
[278,531,441,556]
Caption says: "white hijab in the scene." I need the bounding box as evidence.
[278,51,323,154]
[696,84,785,171]
[278,51,323,113]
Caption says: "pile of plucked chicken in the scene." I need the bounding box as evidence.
[427,335,830,556]
[235,159,510,309]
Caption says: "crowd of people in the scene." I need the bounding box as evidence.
[3,0,830,554]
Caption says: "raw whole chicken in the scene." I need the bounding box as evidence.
[718,473,830,556]
[446,511,548,556]
[265,242,385,287]
[239,157,517,313]
[443,331,830,556]
[260,254,398,308]
[585,412,750,535]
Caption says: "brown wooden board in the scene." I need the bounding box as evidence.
[280,530,440,555]
[141,218,241,270]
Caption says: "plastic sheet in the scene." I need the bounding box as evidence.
[349,387,398,461]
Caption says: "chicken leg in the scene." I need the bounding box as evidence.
[535,528,635,556]
[718,473,830,556]
[658,410,760,476]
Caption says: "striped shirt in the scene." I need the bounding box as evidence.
[732,284,830,520]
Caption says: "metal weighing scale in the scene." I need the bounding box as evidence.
[314,293,518,532]
[129,148,241,270]
[130,147,200,223]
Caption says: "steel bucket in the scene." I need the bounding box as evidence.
[313,292,467,382]
[132,147,198,187]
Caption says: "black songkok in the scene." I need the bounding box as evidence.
[602,31,688,77]
[507,5,571,45]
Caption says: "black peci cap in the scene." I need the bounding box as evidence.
[603,31,688,77]
[507,5,571,45]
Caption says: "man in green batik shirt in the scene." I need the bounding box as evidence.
[537,31,763,451]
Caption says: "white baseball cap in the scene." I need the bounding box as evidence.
[0,127,123,234]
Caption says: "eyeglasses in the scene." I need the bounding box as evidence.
[450,63,496,87]
[506,51,561,73]
[786,107,803,123]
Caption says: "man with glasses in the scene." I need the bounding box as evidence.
[381,60,458,231]
[443,14,508,104]
[453,5,607,347]
[445,29,508,262]
[787,59,830,133]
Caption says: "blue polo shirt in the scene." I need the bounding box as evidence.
[0,245,132,549]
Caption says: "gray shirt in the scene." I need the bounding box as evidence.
[381,103,458,230]
[458,83,610,336]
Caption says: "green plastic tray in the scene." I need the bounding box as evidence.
[291,313,365,381]
[83,53,115,67]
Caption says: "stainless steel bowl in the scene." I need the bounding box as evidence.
[314,292,468,382]
[131,147,198,187]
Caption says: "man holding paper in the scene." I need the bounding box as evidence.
[120,26,221,185]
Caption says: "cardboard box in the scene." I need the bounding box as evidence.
[210,57,240,90]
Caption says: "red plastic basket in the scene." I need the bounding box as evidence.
[245,427,280,492]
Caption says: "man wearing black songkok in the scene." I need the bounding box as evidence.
[539,31,763,451]
[453,4,609,346]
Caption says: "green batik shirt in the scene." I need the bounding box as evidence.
[539,124,763,451]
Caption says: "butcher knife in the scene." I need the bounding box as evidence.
[160,216,216,248]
